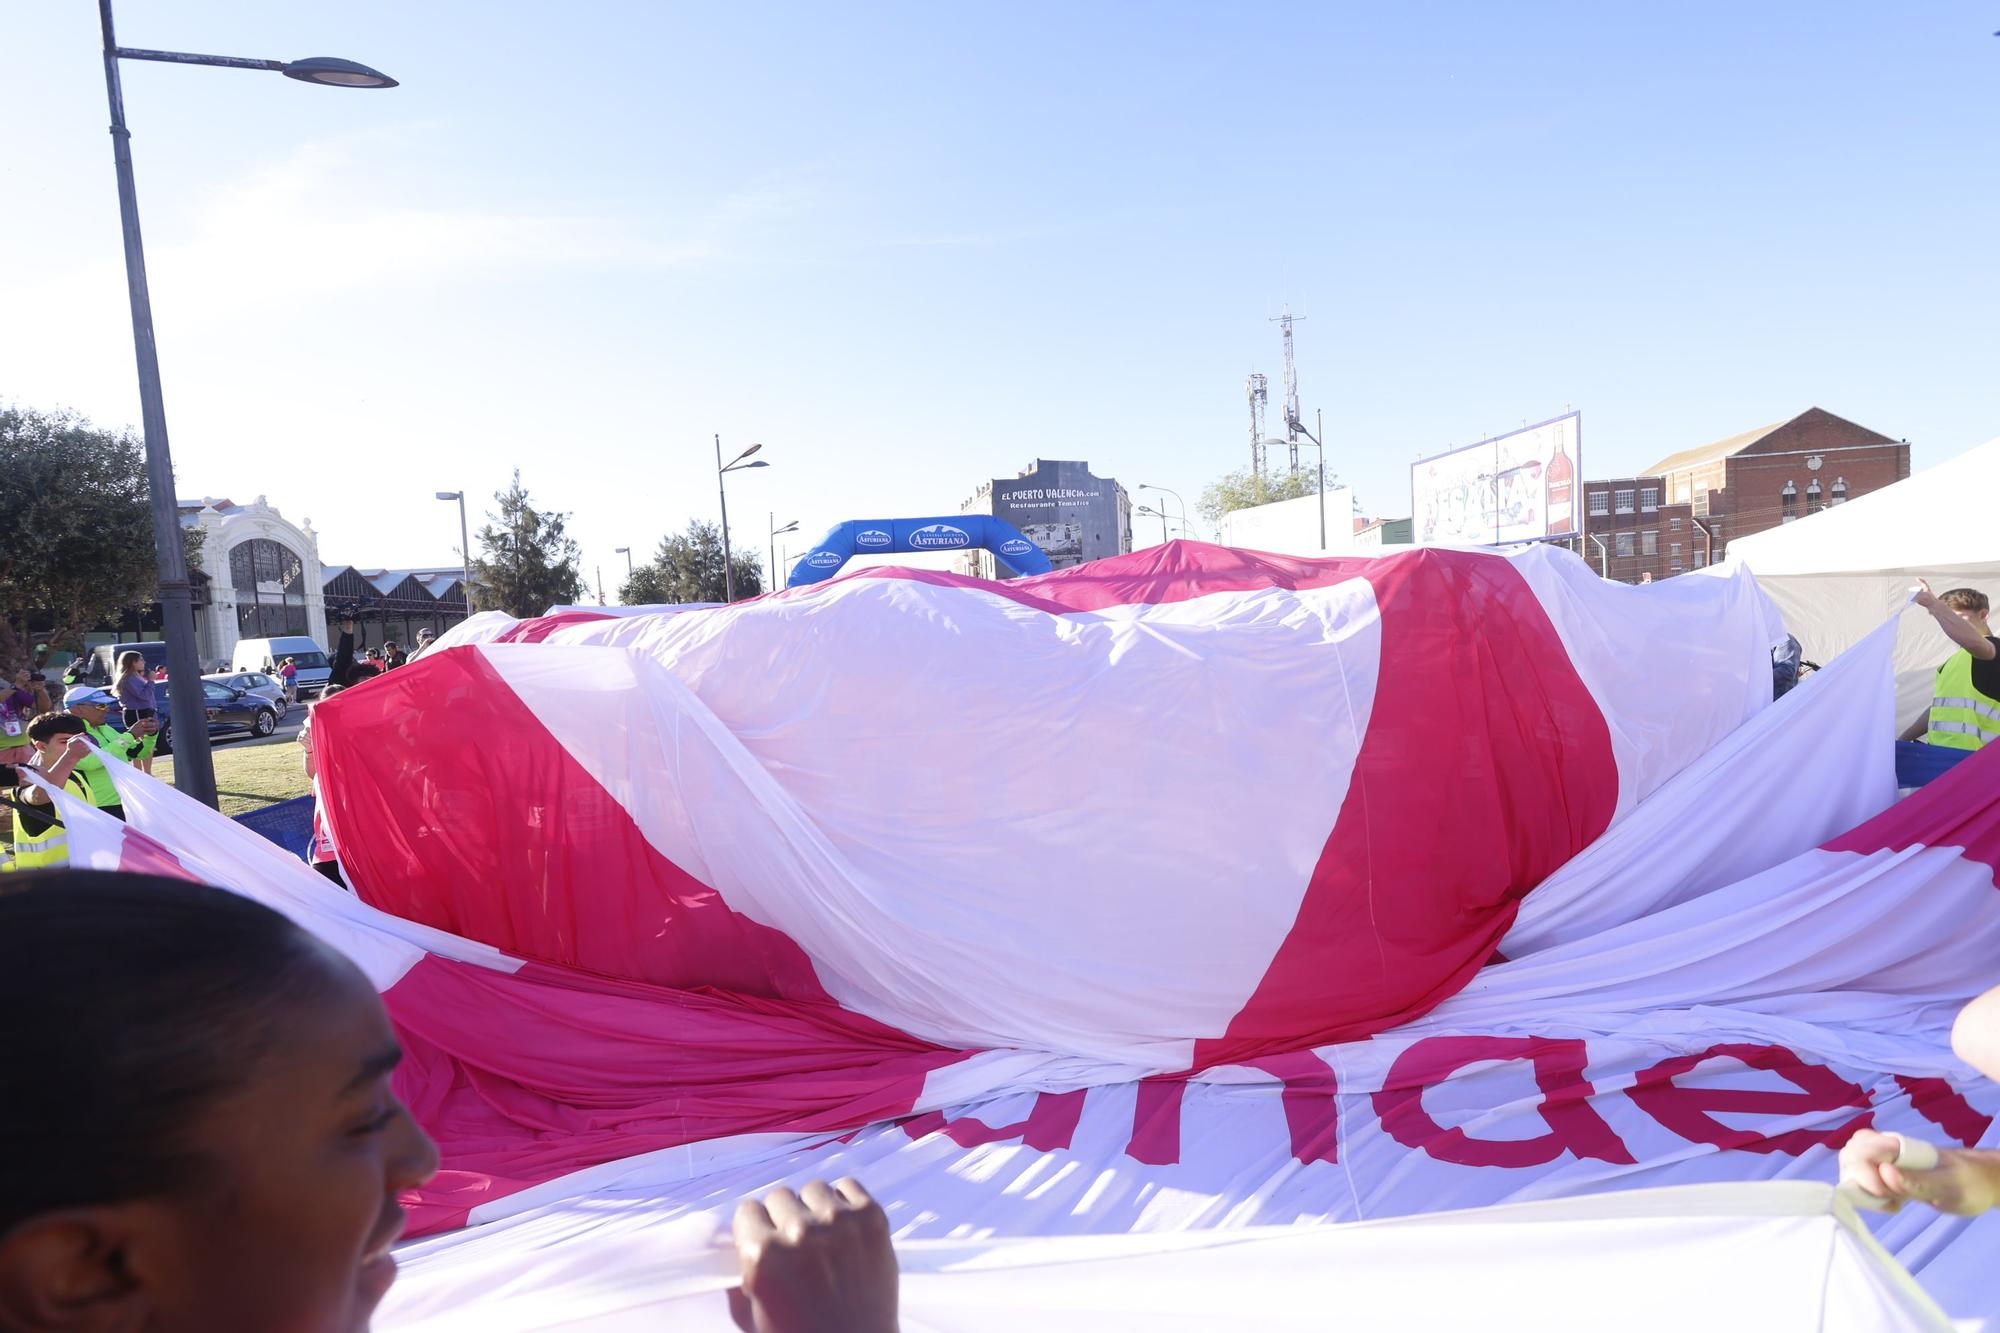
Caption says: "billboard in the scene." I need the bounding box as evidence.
[986,460,1127,570]
[1412,412,1581,547]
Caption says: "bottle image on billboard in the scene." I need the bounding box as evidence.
[1546,426,1575,536]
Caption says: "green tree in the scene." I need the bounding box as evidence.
[470,470,587,617]
[1196,465,1330,524]
[0,405,205,671]
[622,519,762,605]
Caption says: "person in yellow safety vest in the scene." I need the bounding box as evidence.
[1899,582,2000,751]
[59,686,159,819]
[1,715,98,873]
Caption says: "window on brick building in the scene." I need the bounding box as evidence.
[1806,478,1822,514]
[1669,542,1681,558]
[1588,491,1609,516]
[1640,487,1659,512]
[1614,488,1635,514]
[1781,481,1797,524]
[1670,516,1682,532]
[1641,530,1658,556]
[1615,532,1634,558]
[1693,491,1708,516]
[1692,550,1705,568]
[1832,476,1848,505]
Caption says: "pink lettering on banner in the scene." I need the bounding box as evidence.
[902,1089,1088,1152]
[1243,1051,1341,1165]
[1628,1043,1872,1155]
[1127,1079,1190,1166]
[1374,1035,1636,1167]
[1895,1075,1994,1148]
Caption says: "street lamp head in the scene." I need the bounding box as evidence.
[614,546,630,555]
[281,57,398,88]
[740,460,769,469]
[435,490,461,501]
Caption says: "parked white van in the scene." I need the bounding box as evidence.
[231,636,333,697]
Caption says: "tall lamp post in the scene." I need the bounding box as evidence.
[1284,407,1330,552]
[98,0,395,807]
[435,492,472,614]
[612,546,633,605]
[1137,484,1189,543]
[1135,504,1170,546]
[714,436,768,602]
[769,515,798,591]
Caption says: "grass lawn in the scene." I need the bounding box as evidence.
[154,741,311,817]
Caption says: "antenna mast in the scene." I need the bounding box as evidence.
[1246,372,1269,475]
[1271,305,1306,472]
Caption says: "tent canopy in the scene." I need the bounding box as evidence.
[1721,435,2000,729]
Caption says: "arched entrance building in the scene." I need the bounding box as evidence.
[181,496,329,667]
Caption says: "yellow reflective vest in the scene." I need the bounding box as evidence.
[2,770,95,872]
[1925,649,2000,752]
[81,721,147,807]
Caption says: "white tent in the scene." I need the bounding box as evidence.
[1721,435,2000,730]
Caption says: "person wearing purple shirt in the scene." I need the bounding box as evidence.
[112,651,158,774]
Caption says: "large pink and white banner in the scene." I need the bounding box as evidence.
[49,542,1998,1327]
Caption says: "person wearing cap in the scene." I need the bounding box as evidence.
[60,687,157,817]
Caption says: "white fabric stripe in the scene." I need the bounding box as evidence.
[96,757,523,989]
[481,575,1384,1066]
[1932,696,2000,721]
[1927,719,1989,737]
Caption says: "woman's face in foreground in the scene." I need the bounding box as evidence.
[158,953,440,1332]
[0,948,439,1333]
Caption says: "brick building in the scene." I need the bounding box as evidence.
[1643,407,1909,562]
[1577,477,1698,582]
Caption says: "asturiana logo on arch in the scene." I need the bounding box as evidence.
[806,549,843,568]
[908,524,971,550]
[998,538,1033,557]
[856,528,892,549]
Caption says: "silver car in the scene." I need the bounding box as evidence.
[202,670,290,721]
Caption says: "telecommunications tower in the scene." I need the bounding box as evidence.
[1246,372,1269,474]
[1271,306,1306,473]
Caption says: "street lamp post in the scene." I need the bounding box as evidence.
[435,492,472,614]
[1137,484,1189,545]
[97,0,395,807]
[769,515,798,592]
[714,435,769,602]
[614,546,634,577]
[1285,410,1330,552]
[1136,504,1170,546]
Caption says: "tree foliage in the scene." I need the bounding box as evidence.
[1196,464,1331,523]
[0,405,204,670]
[621,519,762,606]
[470,470,587,617]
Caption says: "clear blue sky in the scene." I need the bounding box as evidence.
[5,3,1995,592]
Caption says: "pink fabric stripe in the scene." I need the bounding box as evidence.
[494,610,617,644]
[1188,551,1618,1069]
[385,954,970,1237]
[113,822,201,881]
[317,648,836,1000]
[800,541,1415,616]
[1825,743,2000,878]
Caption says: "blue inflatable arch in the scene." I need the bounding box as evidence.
[786,516,1054,587]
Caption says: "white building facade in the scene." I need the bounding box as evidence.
[180,495,329,668]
